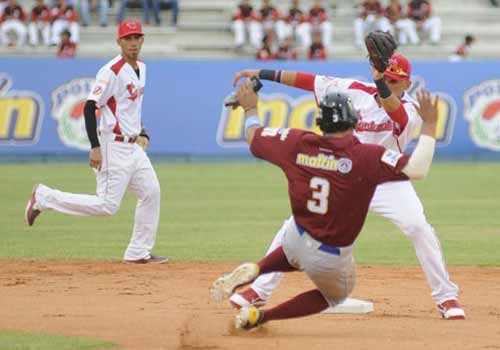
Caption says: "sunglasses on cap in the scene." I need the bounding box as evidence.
[386,64,409,78]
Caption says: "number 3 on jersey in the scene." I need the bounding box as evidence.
[307,177,330,215]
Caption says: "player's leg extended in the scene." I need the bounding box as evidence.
[27,141,132,220]
[236,219,355,329]
[230,217,291,307]
[369,182,462,309]
[124,148,161,261]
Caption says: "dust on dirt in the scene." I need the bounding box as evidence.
[0,260,499,350]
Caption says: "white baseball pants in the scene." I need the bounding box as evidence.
[34,135,161,261]
[232,19,261,49]
[282,216,356,307]
[250,180,459,305]
[299,22,333,50]
[0,19,27,46]
[354,15,392,48]
[51,19,80,44]
[419,17,442,44]
[28,22,51,46]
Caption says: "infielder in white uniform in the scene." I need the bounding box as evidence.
[230,53,465,319]
[24,19,166,264]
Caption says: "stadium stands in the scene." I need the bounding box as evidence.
[0,0,499,59]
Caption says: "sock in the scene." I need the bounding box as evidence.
[257,246,296,274]
[261,289,329,322]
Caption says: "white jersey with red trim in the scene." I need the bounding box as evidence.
[88,55,146,136]
[313,75,421,152]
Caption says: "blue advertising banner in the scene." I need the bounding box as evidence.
[1,58,500,160]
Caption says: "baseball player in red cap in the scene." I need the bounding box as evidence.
[25,19,167,264]
[230,52,465,320]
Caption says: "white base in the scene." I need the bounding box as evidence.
[322,298,374,314]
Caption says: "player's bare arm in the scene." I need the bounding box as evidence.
[236,80,259,144]
[402,89,439,180]
[233,70,303,89]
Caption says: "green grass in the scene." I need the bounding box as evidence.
[2,162,499,265]
[0,332,118,350]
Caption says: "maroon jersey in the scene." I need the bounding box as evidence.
[308,43,327,60]
[256,46,274,60]
[360,1,383,18]
[276,45,298,60]
[407,0,431,21]
[52,4,78,22]
[259,6,280,23]
[250,128,409,247]
[31,5,51,23]
[285,7,305,25]
[1,5,25,22]
[385,3,403,23]
[57,41,76,58]
[232,4,255,21]
[308,7,328,25]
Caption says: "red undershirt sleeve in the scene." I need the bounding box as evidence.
[294,72,316,91]
[388,103,409,133]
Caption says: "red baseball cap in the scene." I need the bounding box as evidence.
[384,54,411,81]
[118,19,144,39]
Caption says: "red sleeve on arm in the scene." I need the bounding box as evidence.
[294,72,316,91]
[387,103,409,133]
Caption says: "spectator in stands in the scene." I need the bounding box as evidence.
[232,0,260,49]
[0,0,27,47]
[51,0,79,45]
[385,0,419,45]
[118,0,159,26]
[283,0,308,48]
[275,35,298,60]
[161,0,179,27]
[354,0,391,48]
[257,0,286,44]
[80,0,109,27]
[57,28,75,57]
[29,0,51,46]
[308,30,327,60]
[407,0,442,44]
[449,34,475,62]
[302,0,332,50]
[256,30,275,60]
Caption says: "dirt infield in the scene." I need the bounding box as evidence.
[0,260,499,350]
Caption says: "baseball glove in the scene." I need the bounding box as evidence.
[365,31,398,72]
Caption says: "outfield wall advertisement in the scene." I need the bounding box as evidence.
[1,58,500,160]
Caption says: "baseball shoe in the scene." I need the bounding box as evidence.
[235,305,265,330]
[24,184,41,226]
[229,287,267,309]
[210,262,260,303]
[437,299,465,320]
[123,254,169,264]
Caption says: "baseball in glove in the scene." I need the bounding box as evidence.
[365,31,398,72]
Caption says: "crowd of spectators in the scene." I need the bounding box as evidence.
[232,0,446,61]
[0,0,79,55]
[232,0,332,61]
[0,0,178,57]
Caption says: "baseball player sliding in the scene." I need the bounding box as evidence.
[229,32,464,320]
[211,79,442,329]
[24,19,166,264]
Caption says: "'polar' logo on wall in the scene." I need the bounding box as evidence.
[463,80,500,152]
[51,78,100,151]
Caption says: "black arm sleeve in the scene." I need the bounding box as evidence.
[84,100,100,148]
